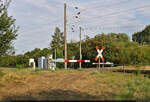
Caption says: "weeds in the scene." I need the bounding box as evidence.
[55,68,65,71]
[78,69,83,71]
[90,71,99,75]
[0,71,5,79]
[134,67,141,76]
[16,64,24,69]
[30,68,42,75]
[115,77,150,100]
[144,74,150,79]
[0,83,5,87]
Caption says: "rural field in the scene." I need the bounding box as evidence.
[0,67,150,101]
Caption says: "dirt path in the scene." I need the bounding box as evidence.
[57,72,86,89]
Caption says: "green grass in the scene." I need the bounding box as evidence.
[89,71,150,100]
[115,77,150,100]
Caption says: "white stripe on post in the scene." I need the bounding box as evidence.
[64,60,90,63]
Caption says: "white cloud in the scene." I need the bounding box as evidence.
[7,0,150,54]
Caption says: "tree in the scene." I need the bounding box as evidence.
[24,48,52,66]
[50,27,64,58]
[0,0,18,57]
[132,25,150,45]
[50,27,64,49]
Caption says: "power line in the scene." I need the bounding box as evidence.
[67,4,150,29]
[65,0,132,12]
[79,0,132,12]
[83,25,144,29]
[88,4,150,20]
[77,4,150,26]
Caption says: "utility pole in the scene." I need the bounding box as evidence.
[79,27,82,69]
[55,49,56,68]
[64,3,67,69]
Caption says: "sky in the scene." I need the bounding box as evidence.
[7,0,150,54]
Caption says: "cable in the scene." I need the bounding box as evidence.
[65,0,132,12]
[79,0,132,12]
[83,25,144,30]
[88,4,150,19]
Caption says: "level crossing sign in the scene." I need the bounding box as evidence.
[95,46,105,62]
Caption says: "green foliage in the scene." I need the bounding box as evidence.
[50,27,64,49]
[65,32,150,68]
[24,48,52,66]
[49,27,64,68]
[132,25,150,45]
[0,55,29,67]
[16,64,24,69]
[1,23,150,68]
[0,0,18,56]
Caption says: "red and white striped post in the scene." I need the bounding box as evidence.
[64,60,90,63]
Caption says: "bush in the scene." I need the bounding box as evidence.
[0,55,29,67]
[16,64,24,69]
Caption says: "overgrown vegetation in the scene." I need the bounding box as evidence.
[1,31,150,68]
[116,77,150,100]
[90,71,99,75]
[30,68,42,75]
[16,64,25,69]
[0,83,5,87]
[0,71,5,80]
[0,69,150,100]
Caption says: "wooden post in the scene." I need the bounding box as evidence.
[99,58,100,71]
[79,27,82,69]
[102,61,104,71]
[55,49,56,68]
[64,3,67,70]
